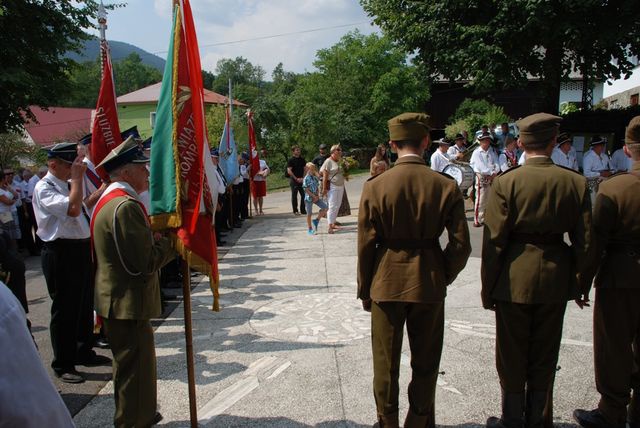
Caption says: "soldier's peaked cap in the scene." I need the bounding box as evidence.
[625,116,640,145]
[45,142,77,163]
[516,113,562,146]
[96,136,149,173]
[387,112,431,141]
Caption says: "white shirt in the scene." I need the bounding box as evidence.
[11,177,23,207]
[430,150,451,173]
[498,149,519,172]
[0,188,14,214]
[470,147,500,175]
[33,172,90,241]
[610,148,632,173]
[240,164,249,179]
[551,146,579,170]
[447,144,466,158]
[213,167,227,195]
[582,149,611,178]
[252,159,270,182]
[518,152,526,166]
[0,282,75,428]
[26,174,40,203]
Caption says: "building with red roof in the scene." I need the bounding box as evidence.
[22,106,93,147]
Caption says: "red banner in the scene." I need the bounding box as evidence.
[247,110,260,178]
[91,39,122,180]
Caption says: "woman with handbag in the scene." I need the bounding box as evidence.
[320,145,345,234]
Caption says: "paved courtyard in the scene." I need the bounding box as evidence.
[72,174,599,427]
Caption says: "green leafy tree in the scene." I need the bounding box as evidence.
[0,133,46,169]
[113,53,162,96]
[212,57,265,105]
[361,0,640,113]
[287,31,428,153]
[0,0,113,132]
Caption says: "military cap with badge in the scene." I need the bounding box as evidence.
[96,136,149,173]
[45,142,78,163]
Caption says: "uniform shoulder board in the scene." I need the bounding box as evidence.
[497,165,521,176]
[555,164,582,175]
[436,171,455,180]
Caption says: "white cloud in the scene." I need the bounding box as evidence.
[106,0,378,77]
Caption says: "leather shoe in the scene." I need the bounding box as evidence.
[95,338,110,349]
[217,240,227,246]
[77,352,112,366]
[55,370,85,384]
[573,409,624,428]
[152,412,163,425]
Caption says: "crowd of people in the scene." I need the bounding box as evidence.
[418,121,636,228]
[358,112,640,428]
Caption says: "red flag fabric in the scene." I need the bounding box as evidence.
[91,39,122,180]
[149,0,219,310]
[247,110,260,178]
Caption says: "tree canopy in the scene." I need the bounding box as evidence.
[0,0,103,133]
[361,0,640,113]
[286,31,428,153]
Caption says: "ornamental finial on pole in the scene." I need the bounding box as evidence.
[98,0,107,40]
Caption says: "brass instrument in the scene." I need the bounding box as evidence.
[459,141,479,162]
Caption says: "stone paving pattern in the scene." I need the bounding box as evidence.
[74,175,599,427]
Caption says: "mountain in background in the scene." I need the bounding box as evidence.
[66,36,166,71]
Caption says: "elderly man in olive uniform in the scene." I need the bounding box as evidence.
[358,112,471,428]
[573,116,640,428]
[481,113,592,428]
[91,137,175,427]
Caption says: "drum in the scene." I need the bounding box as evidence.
[443,163,474,191]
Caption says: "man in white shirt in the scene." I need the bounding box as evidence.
[77,134,107,216]
[551,132,579,170]
[430,138,452,172]
[447,133,467,160]
[470,132,500,226]
[33,142,110,384]
[498,136,519,172]
[582,136,612,206]
[610,140,633,173]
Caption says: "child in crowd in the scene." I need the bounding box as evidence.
[302,162,327,235]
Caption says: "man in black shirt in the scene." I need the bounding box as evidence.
[287,145,307,215]
[312,144,329,171]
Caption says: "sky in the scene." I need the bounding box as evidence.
[92,0,380,78]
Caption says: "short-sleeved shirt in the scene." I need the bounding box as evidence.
[287,156,306,179]
[320,158,345,187]
[302,174,320,202]
[33,172,90,241]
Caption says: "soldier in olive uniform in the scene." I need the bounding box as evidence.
[92,137,175,427]
[481,113,592,428]
[358,113,471,428]
[573,116,640,428]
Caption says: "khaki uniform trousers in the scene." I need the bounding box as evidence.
[495,302,566,394]
[104,318,157,428]
[594,288,640,426]
[372,301,444,420]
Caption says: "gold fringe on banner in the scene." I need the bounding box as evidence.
[173,235,220,312]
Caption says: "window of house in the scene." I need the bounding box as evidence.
[631,94,639,106]
[150,111,156,128]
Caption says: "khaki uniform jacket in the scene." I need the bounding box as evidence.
[582,162,640,291]
[481,157,592,308]
[357,155,471,303]
[93,195,174,320]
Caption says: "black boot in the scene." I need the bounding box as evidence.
[525,390,547,428]
[573,409,625,428]
[487,391,525,428]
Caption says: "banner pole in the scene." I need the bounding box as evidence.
[181,259,198,427]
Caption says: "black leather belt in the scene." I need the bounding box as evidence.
[511,233,563,245]
[377,238,440,250]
